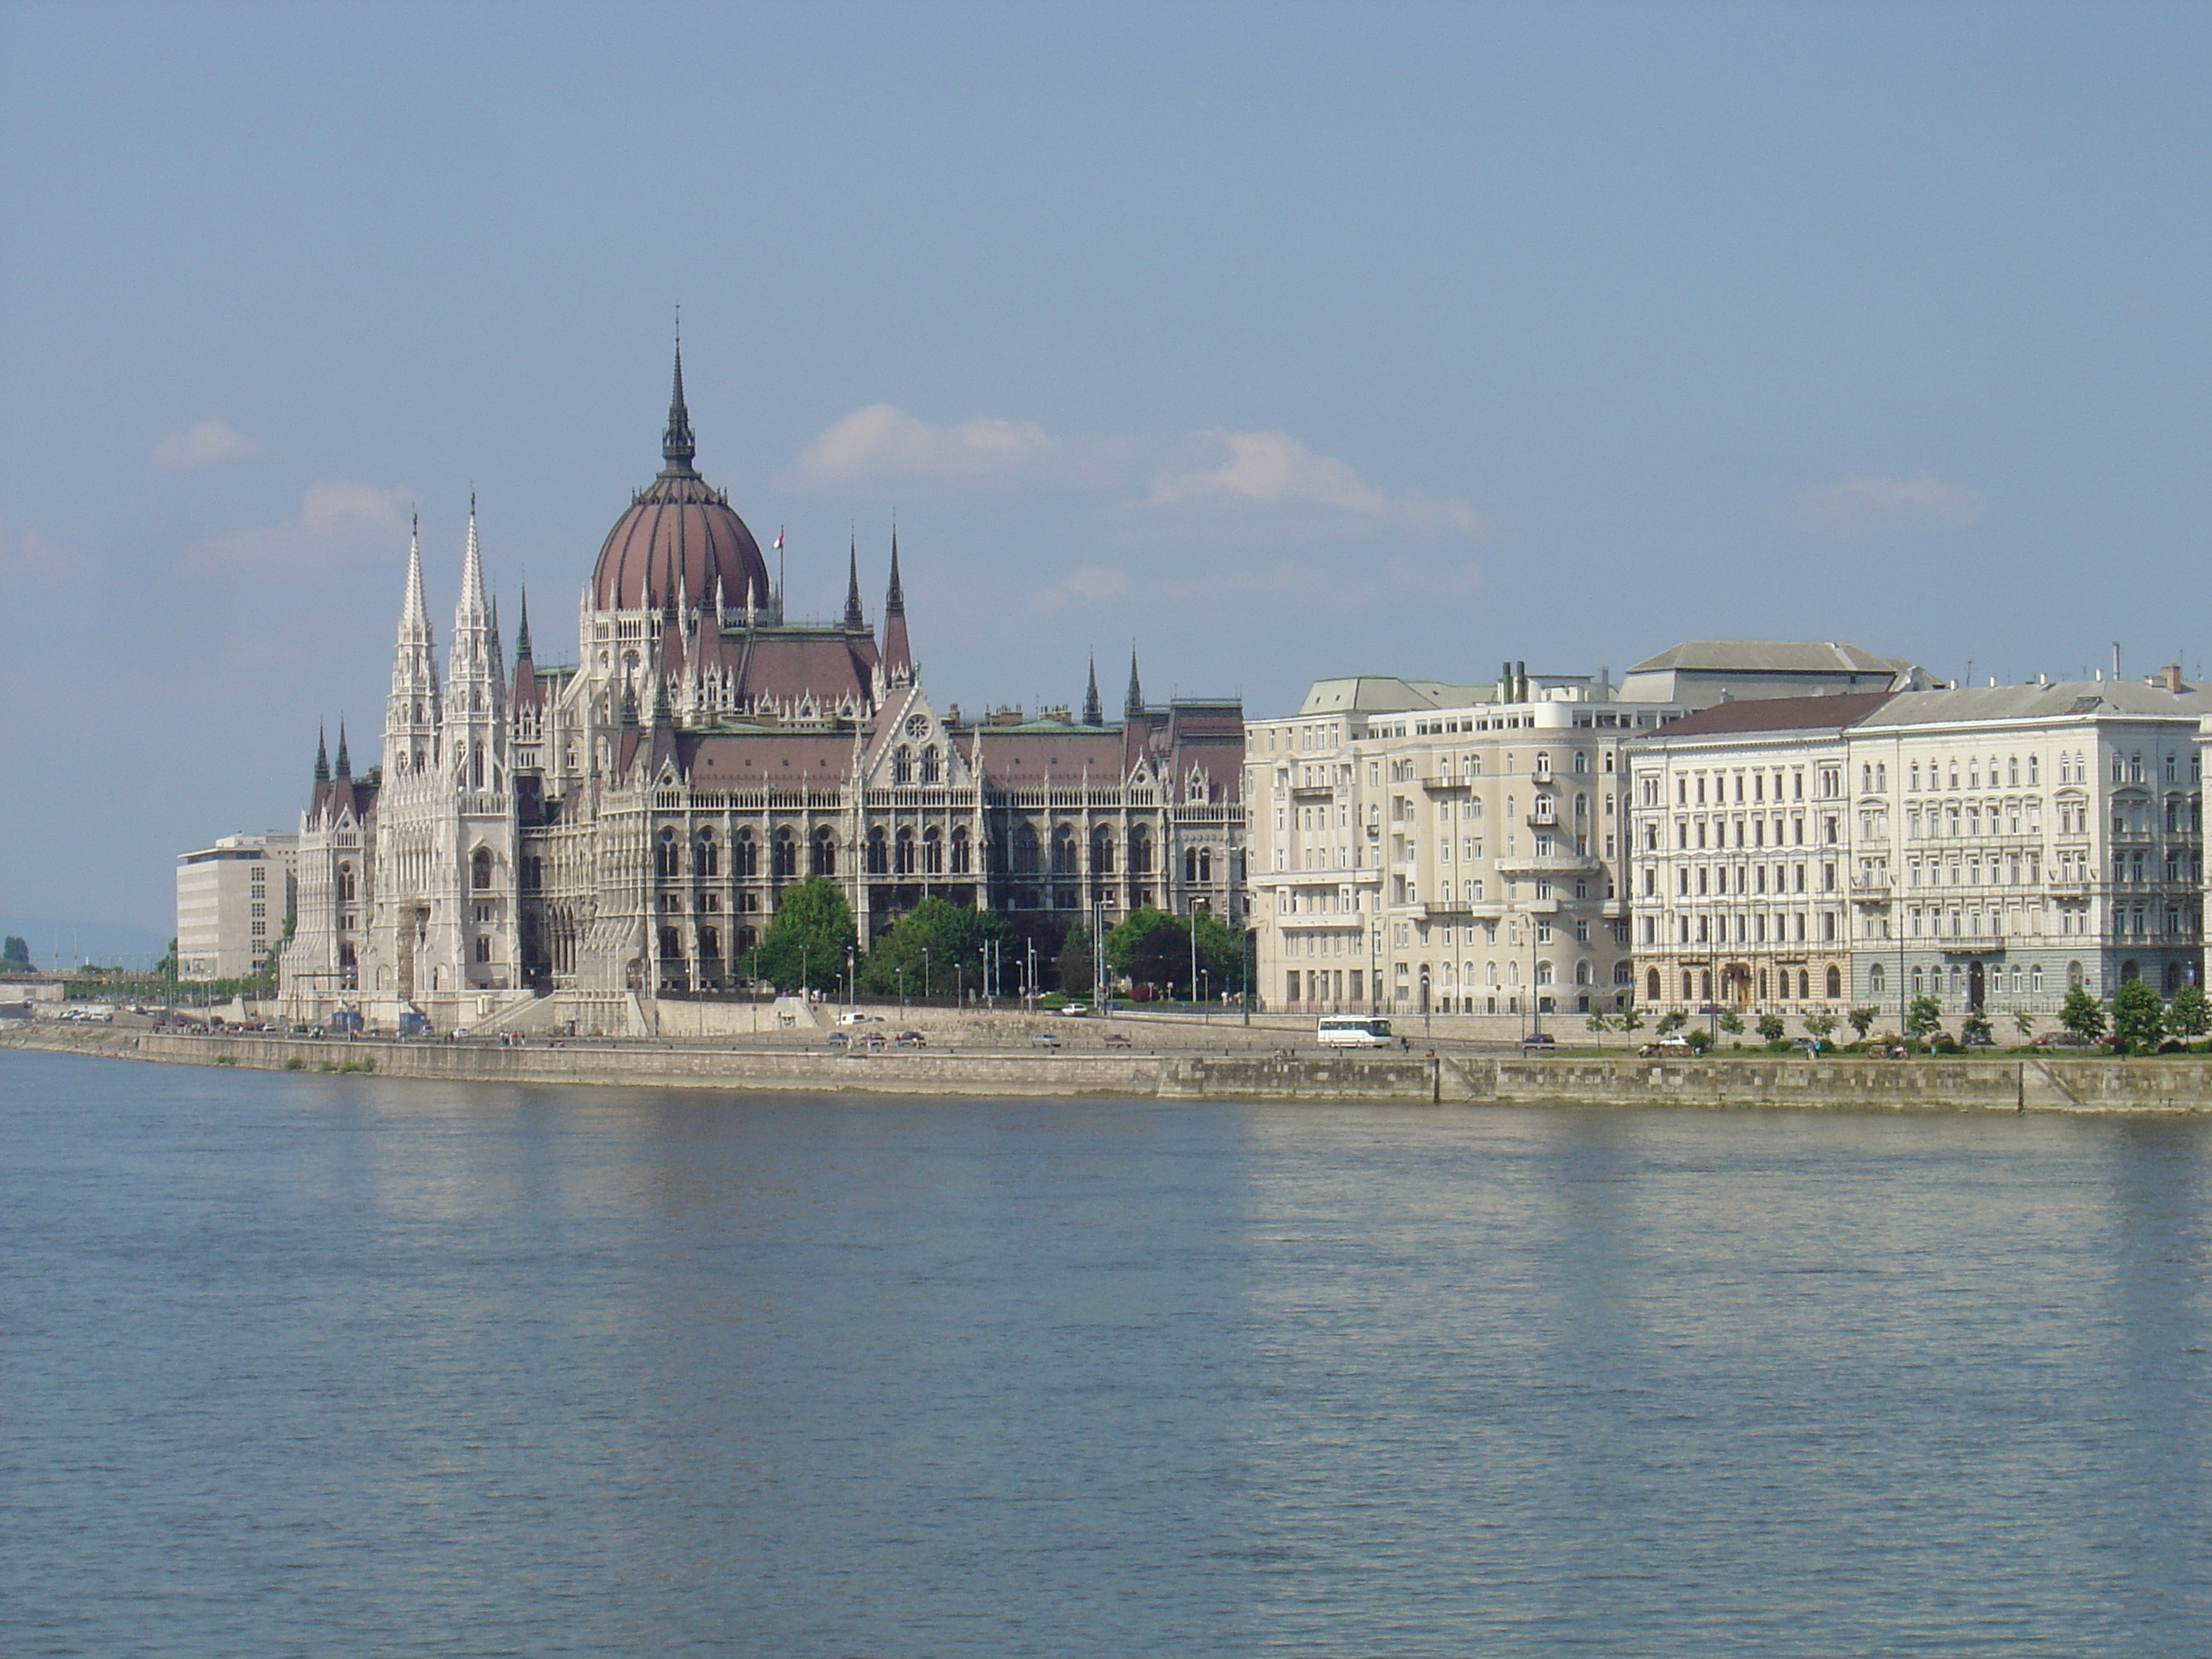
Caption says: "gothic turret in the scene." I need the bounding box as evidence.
[313,725,330,785]
[1082,655,1102,726]
[384,515,442,775]
[445,501,507,795]
[1125,649,1145,719]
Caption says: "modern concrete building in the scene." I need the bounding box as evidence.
[176,833,299,979]
[1247,661,1690,1025]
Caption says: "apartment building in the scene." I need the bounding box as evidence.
[1248,664,1686,1022]
[1851,680,2208,1027]
[1626,675,2211,1034]
[1626,694,1890,1018]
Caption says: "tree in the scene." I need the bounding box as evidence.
[1102,905,1242,998]
[1960,1009,1992,1047]
[1906,995,1944,1043]
[1803,1010,1837,1045]
[754,876,858,993]
[859,895,1007,998]
[2167,980,2210,1043]
[1717,1010,1743,1038]
[1052,921,1096,998]
[2111,981,2164,1055]
[1618,1003,1644,1034]
[1755,1011,1785,1044]
[2,934,32,969]
[2059,984,2107,1045]
[1586,1011,1613,1033]
[2011,1008,2034,1041]
[1655,1010,1686,1036]
[1848,1006,1878,1041]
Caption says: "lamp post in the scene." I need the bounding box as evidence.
[921,946,930,1003]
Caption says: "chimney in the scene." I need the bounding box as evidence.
[2162,663,2185,693]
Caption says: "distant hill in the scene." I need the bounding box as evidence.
[0,916,171,974]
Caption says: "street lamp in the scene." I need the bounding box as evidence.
[922,946,930,1002]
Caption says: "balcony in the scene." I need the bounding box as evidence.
[1494,852,1601,878]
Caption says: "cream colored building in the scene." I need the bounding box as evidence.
[1624,694,1888,1019]
[176,833,299,979]
[1247,665,1684,1024]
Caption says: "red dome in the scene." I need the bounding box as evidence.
[592,341,772,612]
[591,470,770,612]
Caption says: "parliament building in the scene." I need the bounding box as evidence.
[279,350,1245,1033]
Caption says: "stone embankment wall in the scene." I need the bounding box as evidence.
[10,1027,2212,1114]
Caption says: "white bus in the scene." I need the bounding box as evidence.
[1317,1016,1394,1048]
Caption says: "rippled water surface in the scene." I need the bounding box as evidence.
[4,1049,2210,1656]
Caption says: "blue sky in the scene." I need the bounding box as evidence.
[4,1,2209,945]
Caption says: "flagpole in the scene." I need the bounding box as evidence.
[776,526,786,621]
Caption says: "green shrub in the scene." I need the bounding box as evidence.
[282,1057,305,1071]
[214,1054,236,1066]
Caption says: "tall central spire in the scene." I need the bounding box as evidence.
[662,323,696,474]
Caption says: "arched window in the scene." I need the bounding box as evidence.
[1647,967,1661,1002]
[1797,969,1810,1000]
[696,829,719,878]
[1870,962,1886,996]
[772,829,797,879]
[337,863,356,902]
[1014,823,1041,875]
[951,827,970,874]
[1091,825,1115,876]
[1535,960,1554,987]
[474,847,494,889]
[894,827,916,875]
[2068,960,2085,990]
[1051,827,1078,876]
[700,927,720,960]
[811,827,836,876]
[1129,824,1153,875]
[1825,965,1842,999]
[2030,965,2042,994]
[1575,960,1591,985]
[735,830,757,878]
[864,828,888,875]
[923,827,943,874]
[658,926,682,960]
[920,747,940,784]
[1681,970,1693,1001]
[893,747,912,785]
[654,830,679,880]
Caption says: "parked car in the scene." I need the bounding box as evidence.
[1790,1037,1825,1055]
[893,1030,927,1048]
[1059,1003,1091,1016]
[834,1011,882,1026]
[826,1031,852,1047]
[1029,1032,1062,1049]
[1520,1033,1557,1052]
[1103,1031,1134,1049]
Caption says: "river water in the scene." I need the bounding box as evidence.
[3,1049,2209,1656]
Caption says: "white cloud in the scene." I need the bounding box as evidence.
[1795,470,1985,534]
[1032,564,1129,611]
[0,527,89,587]
[1150,430,1484,535]
[787,404,1057,486]
[154,420,259,470]
[184,481,410,574]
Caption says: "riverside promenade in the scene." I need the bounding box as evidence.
[12,1022,2212,1114]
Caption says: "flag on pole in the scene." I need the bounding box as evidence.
[775,527,784,550]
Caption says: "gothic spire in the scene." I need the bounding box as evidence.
[1125,647,1145,719]
[399,511,431,645]
[843,533,864,630]
[514,588,533,661]
[335,720,352,778]
[313,725,329,784]
[1082,655,1102,726]
[662,325,696,474]
[457,496,488,625]
[881,527,911,683]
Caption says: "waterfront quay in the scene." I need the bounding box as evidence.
[14,1020,2212,1114]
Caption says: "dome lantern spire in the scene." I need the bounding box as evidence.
[661,313,696,474]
